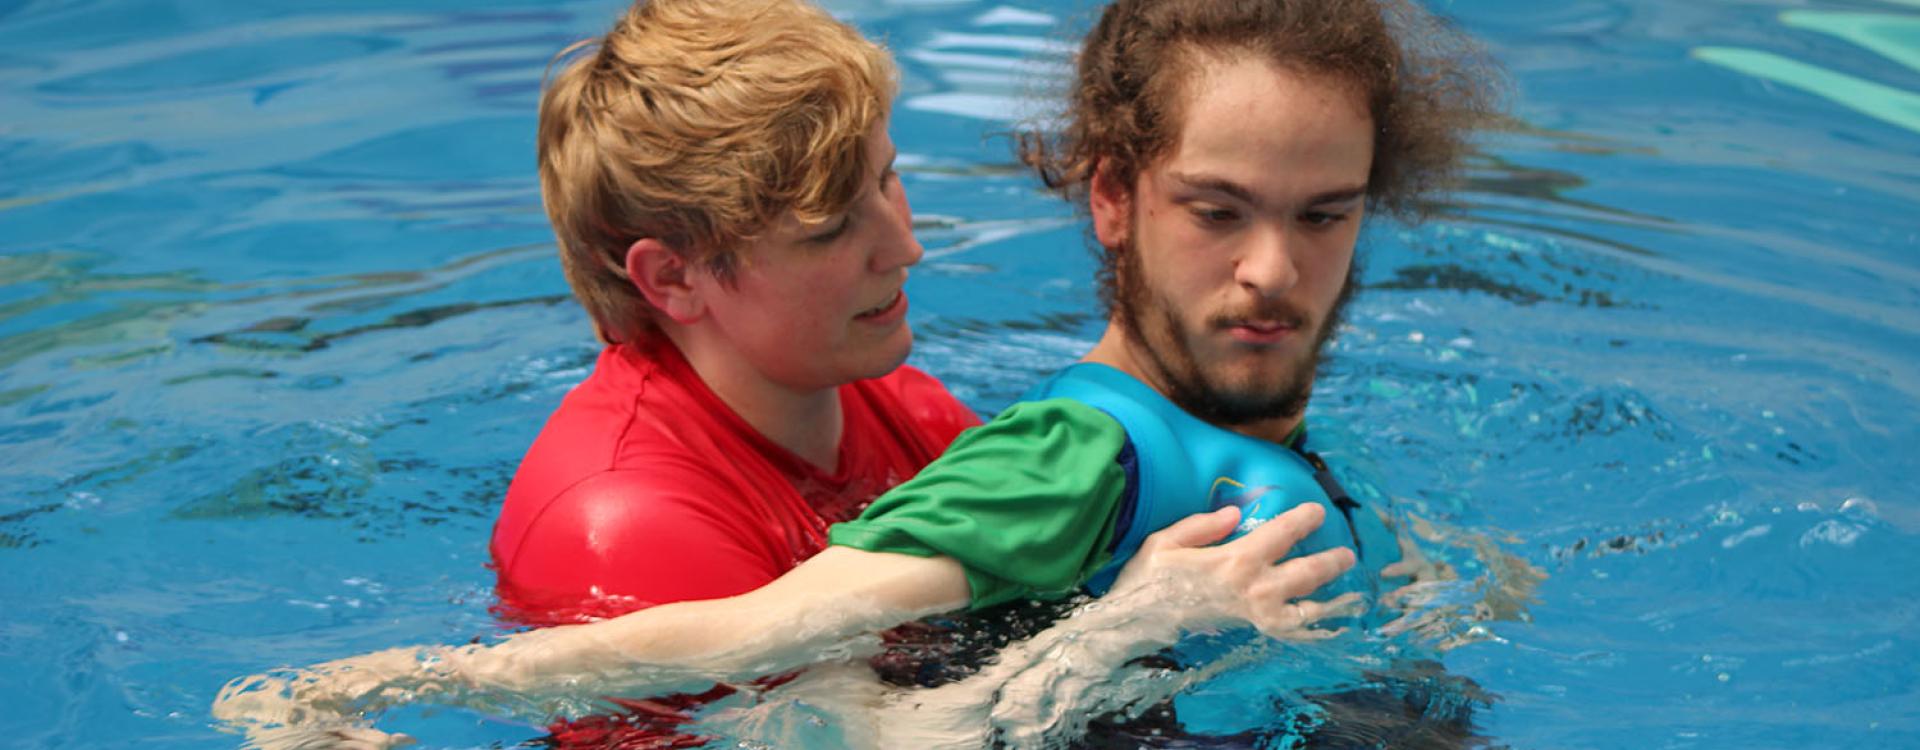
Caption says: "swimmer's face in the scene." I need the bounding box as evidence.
[692,118,922,391]
[1092,58,1368,434]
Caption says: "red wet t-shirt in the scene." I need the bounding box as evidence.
[490,335,979,626]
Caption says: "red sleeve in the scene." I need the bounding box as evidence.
[880,365,981,448]
[492,470,783,623]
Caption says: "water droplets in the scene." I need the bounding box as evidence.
[1720,524,1771,549]
[1799,519,1865,548]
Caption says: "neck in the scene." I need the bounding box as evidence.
[661,325,843,471]
[1082,321,1304,445]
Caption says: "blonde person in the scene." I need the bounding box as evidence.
[484,0,979,745]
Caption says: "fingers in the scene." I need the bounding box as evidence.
[1379,558,1420,579]
[1293,592,1365,625]
[1279,626,1349,642]
[1142,506,1242,550]
[1226,502,1328,563]
[1254,592,1364,640]
[329,728,416,750]
[1269,545,1357,599]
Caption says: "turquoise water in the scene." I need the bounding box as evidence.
[2,0,1917,747]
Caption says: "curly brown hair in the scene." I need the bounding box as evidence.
[538,0,895,343]
[1019,0,1502,222]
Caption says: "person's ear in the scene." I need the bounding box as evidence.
[1089,159,1132,251]
[625,238,705,324]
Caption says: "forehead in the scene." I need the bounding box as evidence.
[752,118,896,240]
[1154,56,1373,197]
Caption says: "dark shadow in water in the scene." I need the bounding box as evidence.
[1369,264,1550,306]
[191,294,571,354]
[916,312,1099,339]
[0,243,554,371]
[0,501,60,549]
[1428,131,1681,266]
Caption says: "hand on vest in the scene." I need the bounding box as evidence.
[1107,503,1364,640]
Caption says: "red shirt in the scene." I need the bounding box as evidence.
[490,336,979,626]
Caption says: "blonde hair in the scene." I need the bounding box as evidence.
[538,0,896,343]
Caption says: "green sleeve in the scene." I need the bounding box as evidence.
[827,398,1130,610]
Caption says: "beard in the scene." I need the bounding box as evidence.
[1111,236,1358,427]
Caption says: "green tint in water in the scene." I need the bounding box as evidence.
[1693,9,1920,134]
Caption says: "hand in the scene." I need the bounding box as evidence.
[1107,503,1363,638]
[959,505,1360,746]
[238,723,415,750]
[211,651,426,750]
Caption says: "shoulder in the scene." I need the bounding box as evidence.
[965,398,1127,446]
[830,398,1136,609]
[491,467,779,613]
[857,365,982,445]
[877,397,1130,494]
[493,465,737,567]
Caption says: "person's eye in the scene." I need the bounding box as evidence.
[807,216,851,243]
[1301,209,1349,227]
[1191,206,1239,225]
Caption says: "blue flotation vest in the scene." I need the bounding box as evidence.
[1021,363,1401,600]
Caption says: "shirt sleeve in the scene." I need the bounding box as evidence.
[827,399,1131,609]
[494,469,784,621]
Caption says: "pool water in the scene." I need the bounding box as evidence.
[2,0,1917,747]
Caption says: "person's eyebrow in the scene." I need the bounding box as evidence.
[1167,171,1256,203]
[1167,171,1369,207]
[1306,186,1368,206]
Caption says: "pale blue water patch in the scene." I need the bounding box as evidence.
[1695,7,1920,134]
[3,0,1919,747]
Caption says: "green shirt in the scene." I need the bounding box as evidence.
[827,399,1130,609]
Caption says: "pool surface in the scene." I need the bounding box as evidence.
[2,0,1917,747]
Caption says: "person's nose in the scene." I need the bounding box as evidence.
[1235,223,1299,299]
[870,180,924,273]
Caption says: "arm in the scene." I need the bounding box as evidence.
[213,547,970,744]
[492,471,797,624]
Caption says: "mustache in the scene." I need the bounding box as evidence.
[1205,301,1311,331]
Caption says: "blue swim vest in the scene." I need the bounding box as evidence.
[1020,363,1400,599]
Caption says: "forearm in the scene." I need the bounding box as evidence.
[214,548,972,734]
[473,586,949,699]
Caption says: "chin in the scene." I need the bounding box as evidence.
[856,332,915,380]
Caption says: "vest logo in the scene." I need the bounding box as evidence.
[1208,477,1286,537]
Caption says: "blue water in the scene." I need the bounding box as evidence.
[3,0,1917,747]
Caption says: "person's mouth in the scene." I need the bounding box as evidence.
[855,290,906,320]
[1222,316,1303,344]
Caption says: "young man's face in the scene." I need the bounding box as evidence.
[693,120,923,392]
[1093,56,1372,432]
